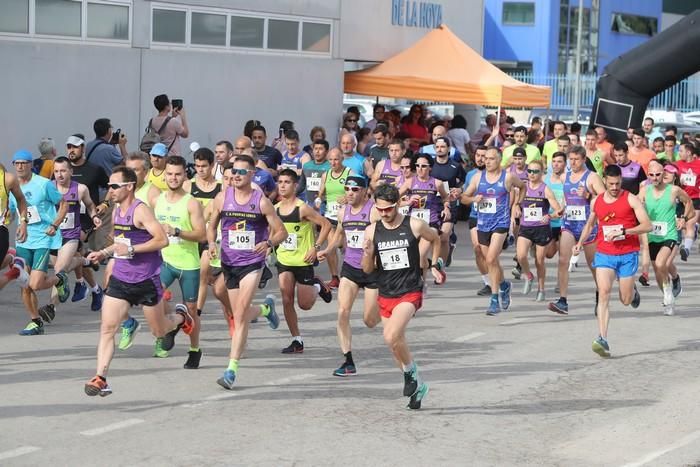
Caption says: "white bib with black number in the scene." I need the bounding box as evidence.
[379,247,410,271]
[113,236,132,259]
[681,172,697,187]
[651,221,668,237]
[602,224,625,242]
[478,197,497,214]
[399,205,410,215]
[228,230,255,251]
[326,202,339,221]
[523,207,543,222]
[60,212,75,230]
[411,209,430,222]
[346,230,364,249]
[26,205,40,225]
[306,177,321,192]
[566,205,586,221]
[281,233,297,251]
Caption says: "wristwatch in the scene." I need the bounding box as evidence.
[266,239,273,248]
[313,243,321,250]
[127,245,135,257]
[174,227,181,237]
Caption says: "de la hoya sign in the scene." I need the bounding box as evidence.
[391,0,443,28]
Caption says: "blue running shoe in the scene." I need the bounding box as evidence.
[333,361,357,377]
[499,281,512,310]
[55,271,70,303]
[19,321,44,336]
[407,382,429,410]
[548,298,569,315]
[263,294,279,329]
[217,369,236,390]
[486,297,502,316]
[592,336,611,358]
[71,281,89,302]
[91,286,104,312]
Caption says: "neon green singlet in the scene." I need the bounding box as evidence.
[323,167,351,221]
[0,168,9,225]
[275,199,315,267]
[645,184,677,243]
[135,181,154,206]
[154,192,200,270]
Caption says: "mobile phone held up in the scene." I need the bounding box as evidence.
[110,129,121,144]
[172,99,183,110]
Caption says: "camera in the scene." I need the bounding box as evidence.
[172,99,183,110]
[110,129,121,144]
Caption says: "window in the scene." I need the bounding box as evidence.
[153,8,186,43]
[191,12,226,46]
[0,0,29,33]
[268,19,298,50]
[230,16,264,48]
[87,3,129,40]
[302,22,330,52]
[611,13,657,36]
[36,0,81,37]
[502,2,535,25]
[558,0,599,74]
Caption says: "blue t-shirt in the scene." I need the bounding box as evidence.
[342,153,366,178]
[12,175,63,249]
[253,169,276,195]
[85,139,123,176]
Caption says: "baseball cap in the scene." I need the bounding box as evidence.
[345,175,367,188]
[150,143,168,157]
[12,150,33,163]
[513,147,526,158]
[664,163,678,174]
[66,135,85,147]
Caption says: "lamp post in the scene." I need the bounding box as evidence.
[572,0,584,121]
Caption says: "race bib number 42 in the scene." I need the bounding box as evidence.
[281,233,297,251]
[228,230,255,251]
[379,247,409,271]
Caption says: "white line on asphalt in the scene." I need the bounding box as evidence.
[79,418,145,436]
[0,446,41,461]
[499,318,526,326]
[452,332,486,343]
[265,373,316,386]
[620,429,700,467]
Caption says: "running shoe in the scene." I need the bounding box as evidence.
[522,273,534,295]
[84,376,112,397]
[680,246,689,262]
[118,318,140,351]
[71,281,89,302]
[638,273,650,287]
[163,289,173,302]
[486,297,501,316]
[446,243,456,267]
[11,256,29,288]
[403,367,418,397]
[499,281,512,310]
[511,265,522,280]
[153,338,169,358]
[282,340,304,354]
[477,284,492,296]
[19,320,44,336]
[630,285,641,309]
[327,276,340,290]
[535,290,545,302]
[161,305,194,351]
[263,294,279,329]
[55,271,70,303]
[548,298,569,315]
[313,277,333,303]
[663,284,674,307]
[664,305,675,316]
[91,286,104,312]
[407,382,429,410]
[432,258,447,285]
[258,265,273,289]
[592,336,611,358]
[217,369,236,390]
[184,349,202,369]
[333,361,357,377]
[38,304,55,323]
[672,275,682,298]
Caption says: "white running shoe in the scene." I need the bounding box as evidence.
[662,284,674,307]
[663,305,674,316]
[12,257,29,288]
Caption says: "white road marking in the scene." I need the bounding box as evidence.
[0,446,41,461]
[265,373,316,386]
[619,429,700,467]
[499,318,526,326]
[452,332,486,343]
[79,418,145,436]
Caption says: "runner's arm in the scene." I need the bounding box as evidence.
[301,203,331,246]
[260,197,288,248]
[148,184,161,208]
[79,184,100,227]
[627,193,652,235]
[318,209,344,260]
[544,186,563,217]
[206,192,224,246]
[132,203,169,253]
[6,173,28,242]
[459,172,481,205]
[370,160,384,190]
[180,198,206,243]
[412,216,441,266]
[588,172,606,196]
[361,222,377,274]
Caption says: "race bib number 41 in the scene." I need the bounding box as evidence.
[410,209,430,222]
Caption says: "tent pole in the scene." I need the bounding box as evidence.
[495,104,501,146]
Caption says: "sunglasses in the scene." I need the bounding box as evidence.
[344,186,361,192]
[505,133,515,137]
[346,119,357,123]
[232,168,251,175]
[527,169,541,174]
[108,182,135,189]
[375,203,397,213]
[647,172,663,177]
[416,164,431,168]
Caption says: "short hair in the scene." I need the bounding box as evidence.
[251,125,267,135]
[513,125,527,134]
[571,122,582,133]
[38,137,55,156]
[279,120,295,132]
[233,154,255,168]
[434,136,450,147]
[127,151,151,169]
[551,151,566,162]
[613,142,629,153]
[388,138,405,149]
[653,136,664,144]
[244,119,262,138]
[340,132,358,146]
[527,159,544,170]
[53,156,71,168]
[154,94,169,112]
[531,116,542,124]
[165,155,187,169]
[681,142,695,152]
[585,129,597,137]
[93,118,111,138]
[278,168,299,183]
[222,161,234,172]
[413,153,434,167]
[452,114,467,129]
[486,146,502,158]
[216,140,234,152]
[664,135,676,143]
[557,135,570,143]
[552,120,567,130]
[373,125,389,136]
[568,145,586,158]
[665,125,678,134]
[285,129,300,141]
[632,128,645,138]
[312,139,330,151]
[475,144,488,152]
[374,183,400,203]
[309,126,326,140]
[193,147,215,164]
[644,117,655,125]
[373,103,386,112]
[113,166,137,184]
[603,164,622,178]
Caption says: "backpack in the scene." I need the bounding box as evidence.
[140,117,172,153]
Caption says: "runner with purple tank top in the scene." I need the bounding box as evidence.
[370,138,404,191]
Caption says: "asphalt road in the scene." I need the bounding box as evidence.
[2,225,700,466]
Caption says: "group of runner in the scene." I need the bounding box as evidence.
[4,117,700,409]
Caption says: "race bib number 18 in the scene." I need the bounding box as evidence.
[379,247,410,271]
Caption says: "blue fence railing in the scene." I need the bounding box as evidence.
[508,72,700,112]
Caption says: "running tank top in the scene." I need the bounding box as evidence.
[544,173,564,228]
[408,176,441,225]
[0,168,9,226]
[509,165,528,182]
[373,215,422,297]
[563,170,592,227]
[154,192,200,270]
[520,182,550,228]
[645,184,677,243]
[341,200,373,269]
[56,181,81,240]
[190,178,221,207]
[220,188,268,266]
[324,167,351,221]
[280,152,305,171]
[476,170,510,231]
[147,168,167,191]
[135,182,153,206]
[594,190,640,255]
[275,199,314,267]
[112,200,161,283]
[379,161,402,186]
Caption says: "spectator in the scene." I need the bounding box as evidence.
[149,94,189,156]
[341,112,360,138]
[303,126,326,155]
[367,125,390,167]
[365,104,386,131]
[34,137,56,179]
[356,127,372,155]
[251,125,283,176]
[271,120,294,154]
[84,117,126,176]
[401,104,429,152]
[243,119,262,138]
[448,114,471,156]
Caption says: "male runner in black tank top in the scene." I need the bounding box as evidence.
[361,184,445,410]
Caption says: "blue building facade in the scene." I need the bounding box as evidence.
[484,0,663,76]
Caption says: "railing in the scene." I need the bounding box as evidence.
[508,72,700,112]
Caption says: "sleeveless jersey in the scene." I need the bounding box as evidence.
[373,215,422,297]
[645,184,677,243]
[190,178,221,207]
[520,181,550,228]
[275,199,314,267]
[618,161,644,194]
[509,165,529,182]
[379,161,402,186]
[594,190,640,255]
[0,168,9,225]
[56,181,81,240]
[544,172,565,228]
[154,192,199,270]
[302,160,330,205]
[147,168,167,191]
[476,170,510,231]
[112,200,161,283]
[341,200,373,269]
[324,167,351,221]
[220,188,268,266]
[465,168,481,220]
[563,170,592,229]
[279,151,305,171]
[408,176,441,225]
[135,181,154,206]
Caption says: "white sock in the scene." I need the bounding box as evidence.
[313,283,321,293]
[482,274,489,285]
[683,237,693,250]
[91,285,100,292]
[77,278,85,284]
[402,361,415,372]
[293,335,303,344]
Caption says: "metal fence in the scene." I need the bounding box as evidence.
[508,72,700,112]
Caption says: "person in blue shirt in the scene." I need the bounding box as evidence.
[84,118,126,176]
[10,150,70,336]
[339,132,372,180]
[421,124,462,164]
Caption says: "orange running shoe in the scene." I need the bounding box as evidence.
[84,375,112,397]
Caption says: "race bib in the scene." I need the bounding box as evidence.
[411,209,430,222]
[681,172,697,187]
[281,233,297,251]
[478,197,497,214]
[306,177,322,192]
[80,201,86,214]
[113,236,132,259]
[399,205,410,215]
[326,201,340,221]
[442,180,450,193]
[26,205,41,225]
[651,221,668,237]
[379,247,409,271]
[346,230,365,249]
[523,207,543,222]
[566,205,586,221]
[228,230,255,251]
[60,212,75,230]
[602,224,625,242]
[280,163,297,171]
[167,235,182,245]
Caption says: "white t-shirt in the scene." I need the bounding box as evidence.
[448,128,470,152]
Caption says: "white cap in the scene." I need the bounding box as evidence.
[189,141,201,152]
[66,135,85,146]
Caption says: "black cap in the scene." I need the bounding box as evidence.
[345,175,368,188]
[513,147,526,158]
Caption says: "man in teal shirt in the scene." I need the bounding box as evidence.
[302,139,331,207]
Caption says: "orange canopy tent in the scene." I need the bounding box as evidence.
[344,24,551,108]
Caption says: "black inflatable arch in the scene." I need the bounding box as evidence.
[590,9,700,143]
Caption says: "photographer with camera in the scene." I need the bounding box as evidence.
[85,118,126,176]
[149,94,189,157]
